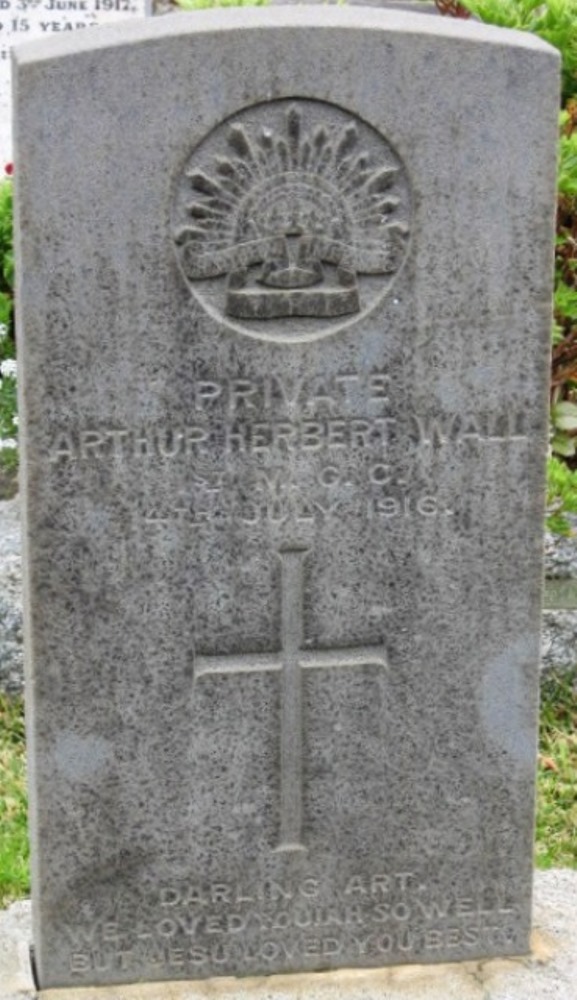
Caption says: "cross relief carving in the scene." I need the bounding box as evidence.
[194,548,387,853]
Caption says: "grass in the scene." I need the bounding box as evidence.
[536,668,577,869]
[0,692,28,907]
[0,672,575,907]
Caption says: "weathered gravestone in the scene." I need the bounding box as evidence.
[14,6,559,991]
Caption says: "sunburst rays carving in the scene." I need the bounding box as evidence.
[173,102,411,328]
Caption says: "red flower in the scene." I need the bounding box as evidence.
[4,163,13,177]
[435,0,472,16]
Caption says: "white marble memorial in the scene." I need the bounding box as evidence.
[1,0,150,165]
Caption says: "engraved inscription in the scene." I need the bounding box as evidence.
[44,368,529,470]
[62,875,520,978]
[48,417,394,462]
[172,101,411,340]
[67,922,520,977]
[46,409,528,464]
[42,363,529,533]
[195,549,387,853]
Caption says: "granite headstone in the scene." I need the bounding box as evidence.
[14,7,559,990]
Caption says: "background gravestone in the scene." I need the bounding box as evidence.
[14,7,559,990]
[0,0,150,165]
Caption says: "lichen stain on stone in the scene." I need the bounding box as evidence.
[529,928,559,965]
[54,731,112,782]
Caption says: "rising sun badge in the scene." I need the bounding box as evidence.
[172,100,411,341]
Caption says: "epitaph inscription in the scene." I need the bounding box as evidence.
[172,100,411,339]
[63,874,521,979]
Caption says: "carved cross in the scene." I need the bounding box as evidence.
[194,548,387,853]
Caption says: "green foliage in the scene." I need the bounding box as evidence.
[554,278,577,323]
[460,0,546,28]
[0,175,16,482]
[559,113,577,197]
[0,694,28,907]
[536,668,577,868]
[547,456,577,533]
[175,0,266,8]
[0,178,13,311]
[551,107,577,472]
[0,342,16,477]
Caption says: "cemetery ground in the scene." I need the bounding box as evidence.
[0,667,576,911]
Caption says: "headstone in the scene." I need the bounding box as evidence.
[14,7,559,991]
[0,0,150,165]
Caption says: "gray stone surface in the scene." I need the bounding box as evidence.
[5,495,577,698]
[1,498,576,697]
[541,518,577,669]
[2,498,576,694]
[545,515,577,581]
[542,611,577,672]
[13,5,559,991]
[2,870,577,1000]
[0,899,34,1000]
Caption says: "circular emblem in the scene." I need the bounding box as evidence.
[172,100,411,342]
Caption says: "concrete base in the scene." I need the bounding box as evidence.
[1,871,576,1000]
